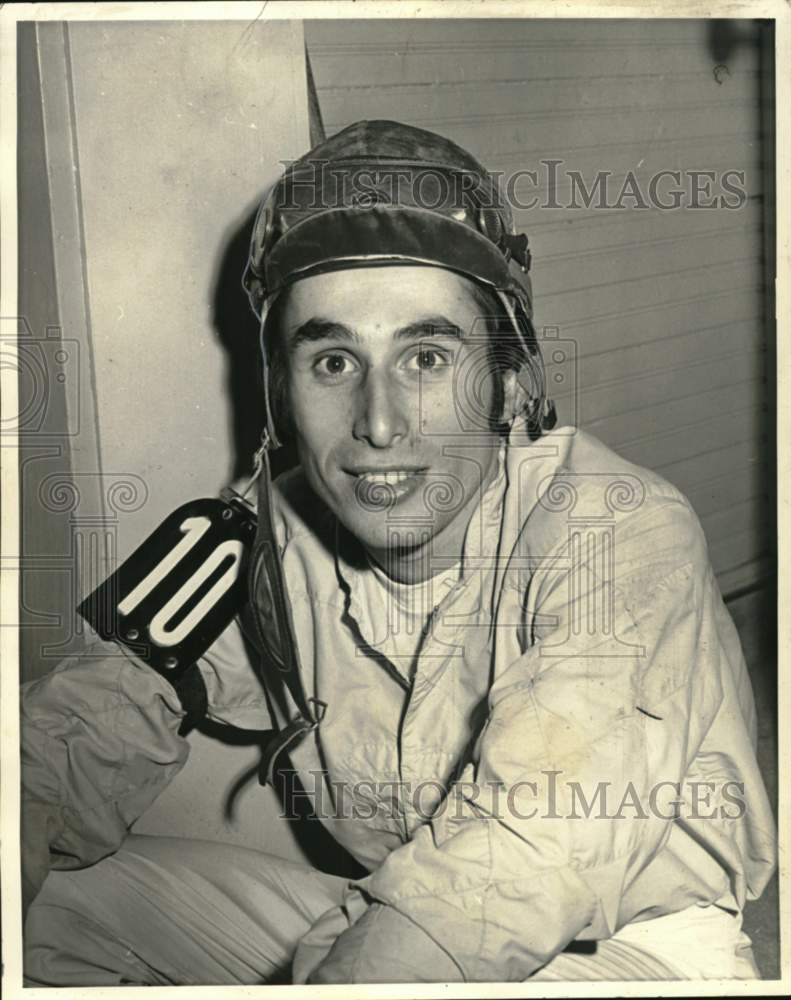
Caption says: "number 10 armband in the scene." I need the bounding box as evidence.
[77,490,256,697]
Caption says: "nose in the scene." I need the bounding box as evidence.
[352,370,409,448]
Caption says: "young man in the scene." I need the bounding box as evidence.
[22,121,775,984]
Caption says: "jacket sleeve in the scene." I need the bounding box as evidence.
[311,497,724,982]
[21,614,268,871]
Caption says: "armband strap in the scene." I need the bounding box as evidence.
[174,662,209,735]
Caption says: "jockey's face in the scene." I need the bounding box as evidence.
[279,265,515,582]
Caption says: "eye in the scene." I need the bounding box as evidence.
[404,346,453,373]
[313,353,358,378]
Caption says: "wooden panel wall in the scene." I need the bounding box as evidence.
[305,18,773,597]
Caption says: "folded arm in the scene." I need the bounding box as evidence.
[308,499,718,982]
[21,614,269,912]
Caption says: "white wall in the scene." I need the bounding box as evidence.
[69,19,310,546]
[21,19,313,857]
[21,20,310,679]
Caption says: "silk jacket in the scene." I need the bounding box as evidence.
[21,426,776,981]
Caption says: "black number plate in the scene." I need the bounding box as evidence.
[77,493,257,684]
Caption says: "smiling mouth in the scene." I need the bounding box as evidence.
[353,469,426,486]
[347,468,427,507]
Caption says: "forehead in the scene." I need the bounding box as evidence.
[279,265,486,341]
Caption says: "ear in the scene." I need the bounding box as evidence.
[499,368,532,424]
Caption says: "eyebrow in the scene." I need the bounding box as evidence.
[287,315,465,351]
[287,318,358,351]
[394,316,464,342]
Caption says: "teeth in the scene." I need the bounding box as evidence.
[359,471,414,485]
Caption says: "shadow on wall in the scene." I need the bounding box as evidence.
[706,18,761,64]
[210,198,300,485]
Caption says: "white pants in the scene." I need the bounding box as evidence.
[24,834,759,986]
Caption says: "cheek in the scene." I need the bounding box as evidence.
[458,366,500,432]
[290,386,350,458]
[417,385,464,434]
[419,371,498,435]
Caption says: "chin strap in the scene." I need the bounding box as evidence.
[248,431,327,786]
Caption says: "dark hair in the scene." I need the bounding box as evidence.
[263,290,295,440]
[262,274,546,442]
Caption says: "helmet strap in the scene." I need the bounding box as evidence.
[257,293,284,451]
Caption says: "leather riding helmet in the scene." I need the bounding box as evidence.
[243,119,555,447]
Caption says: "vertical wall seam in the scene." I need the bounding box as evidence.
[61,22,106,503]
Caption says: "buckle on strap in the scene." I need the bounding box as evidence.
[500,231,531,271]
[258,698,327,787]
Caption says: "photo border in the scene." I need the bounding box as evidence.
[1,2,787,997]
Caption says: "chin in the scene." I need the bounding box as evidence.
[313,469,443,552]
[338,513,397,551]
[346,514,438,556]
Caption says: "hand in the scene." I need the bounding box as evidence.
[307,904,462,984]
